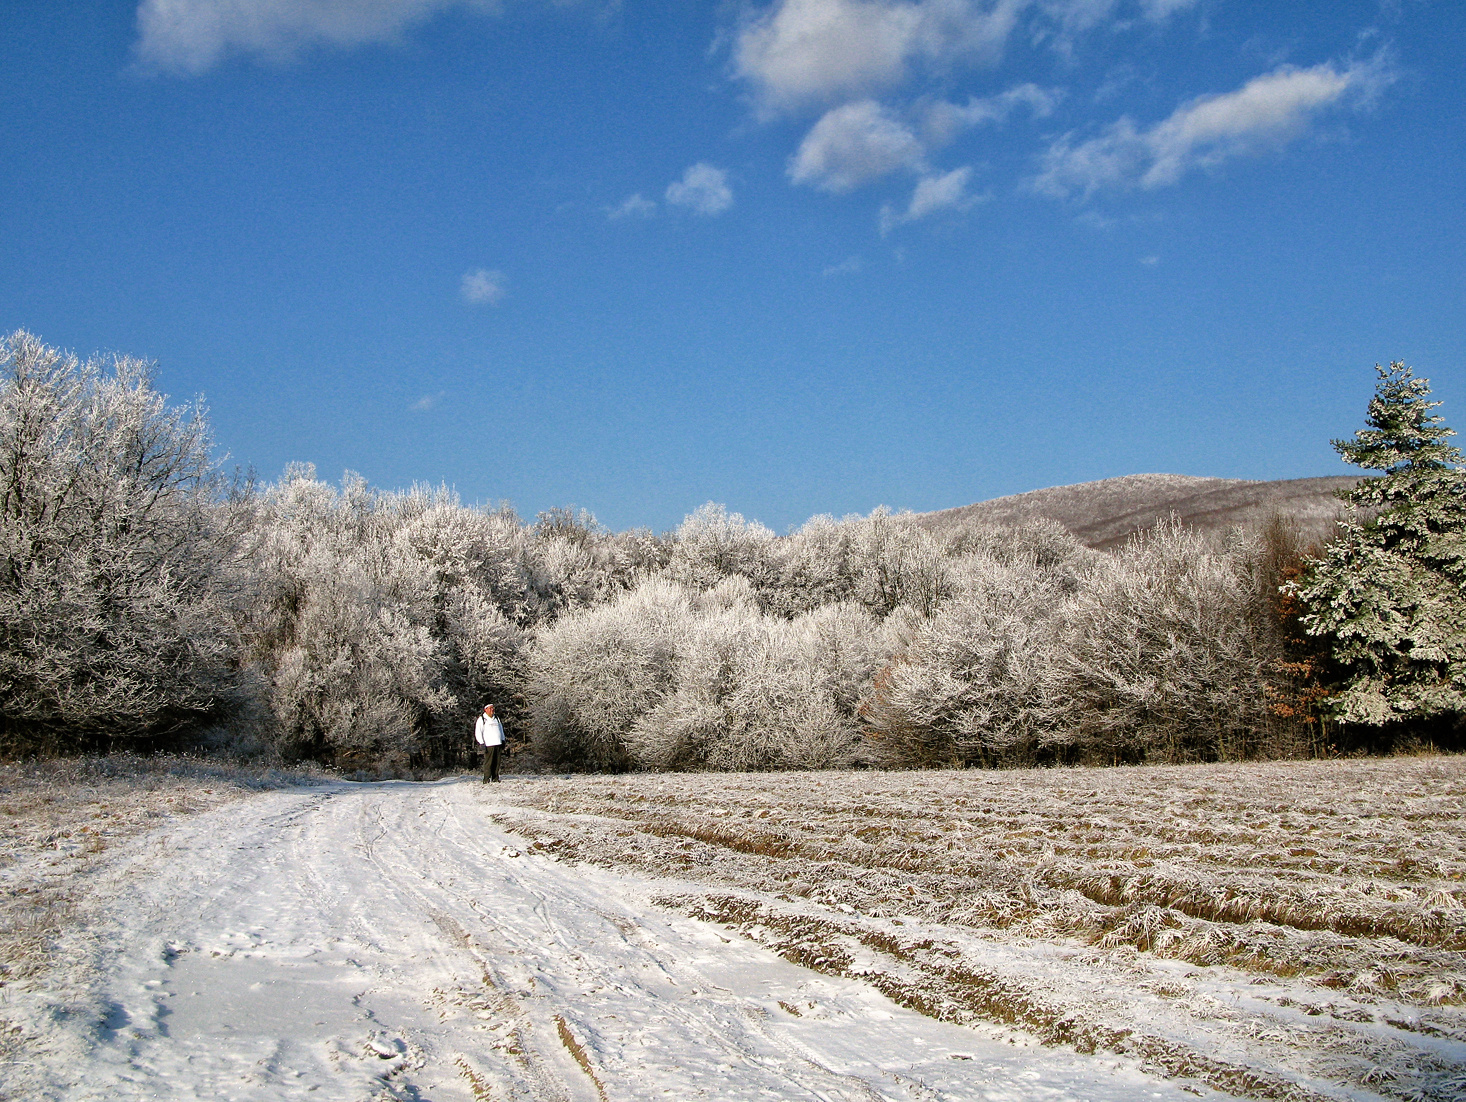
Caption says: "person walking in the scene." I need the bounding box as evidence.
[474,703,505,783]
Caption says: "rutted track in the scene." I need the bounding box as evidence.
[4,777,1219,1101]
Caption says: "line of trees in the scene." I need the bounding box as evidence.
[2,331,1461,769]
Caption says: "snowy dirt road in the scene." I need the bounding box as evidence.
[6,777,1221,1102]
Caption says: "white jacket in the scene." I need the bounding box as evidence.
[475,714,505,747]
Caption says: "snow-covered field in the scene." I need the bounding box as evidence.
[491,758,1466,1102]
[1,758,1463,1101]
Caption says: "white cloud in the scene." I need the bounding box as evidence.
[922,82,1059,146]
[879,165,976,232]
[411,390,447,411]
[789,100,926,191]
[134,0,502,74]
[461,268,507,305]
[735,0,1025,113]
[1035,58,1391,197]
[734,0,1198,110]
[608,193,657,219]
[908,164,975,217]
[665,164,734,215]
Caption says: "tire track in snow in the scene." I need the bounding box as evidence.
[425,788,916,1101]
[375,783,883,1100]
[4,778,1228,1101]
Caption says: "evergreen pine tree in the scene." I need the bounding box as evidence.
[1294,362,1466,729]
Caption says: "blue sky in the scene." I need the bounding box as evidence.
[3,1,1462,532]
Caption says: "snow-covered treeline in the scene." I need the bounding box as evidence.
[531,508,1301,771]
[1,331,1313,769]
[231,471,664,769]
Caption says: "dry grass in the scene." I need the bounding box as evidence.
[454,1056,499,1102]
[491,756,1466,1102]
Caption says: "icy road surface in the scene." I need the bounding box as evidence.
[11,777,1221,1102]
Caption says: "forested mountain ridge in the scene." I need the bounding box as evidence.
[919,473,1362,549]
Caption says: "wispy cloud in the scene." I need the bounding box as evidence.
[879,165,977,232]
[789,100,925,192]
[734,0,1024,114]
[608,193,657,219]
[922,83,1060,146]
[821,255,863,277]
[1035,57,1393,197]
[134,0,506,75]
[1033,0,1198,54]
[411,390,448,411]
[1137,0,1198,18]
[1074,209,1116,230]
[461,268,507,305]
[665,164,734,215]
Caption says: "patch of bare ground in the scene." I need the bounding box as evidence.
[491,757,1466,1102]
[0,752,325,1090]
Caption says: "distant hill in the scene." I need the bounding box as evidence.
[918,473,1362,550]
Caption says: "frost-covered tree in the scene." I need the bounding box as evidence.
[861,556,1062,767]
[630,583,887,771]
[526,506,668,617]
[763,508,957,620]
[1293,363,1466,729]
[0,331,242,750]
[393,498,529,750]
[761,513,857,616]
[845,508,950,618]
[666,503,777,591]
[241,471,453,767]
[527,576,693,769]
[1051,521,1278,762]
[864,521,1282,767]
[239,471,537,768]
[527,574,889,771]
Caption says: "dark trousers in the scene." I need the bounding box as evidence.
[482,744,501,783]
